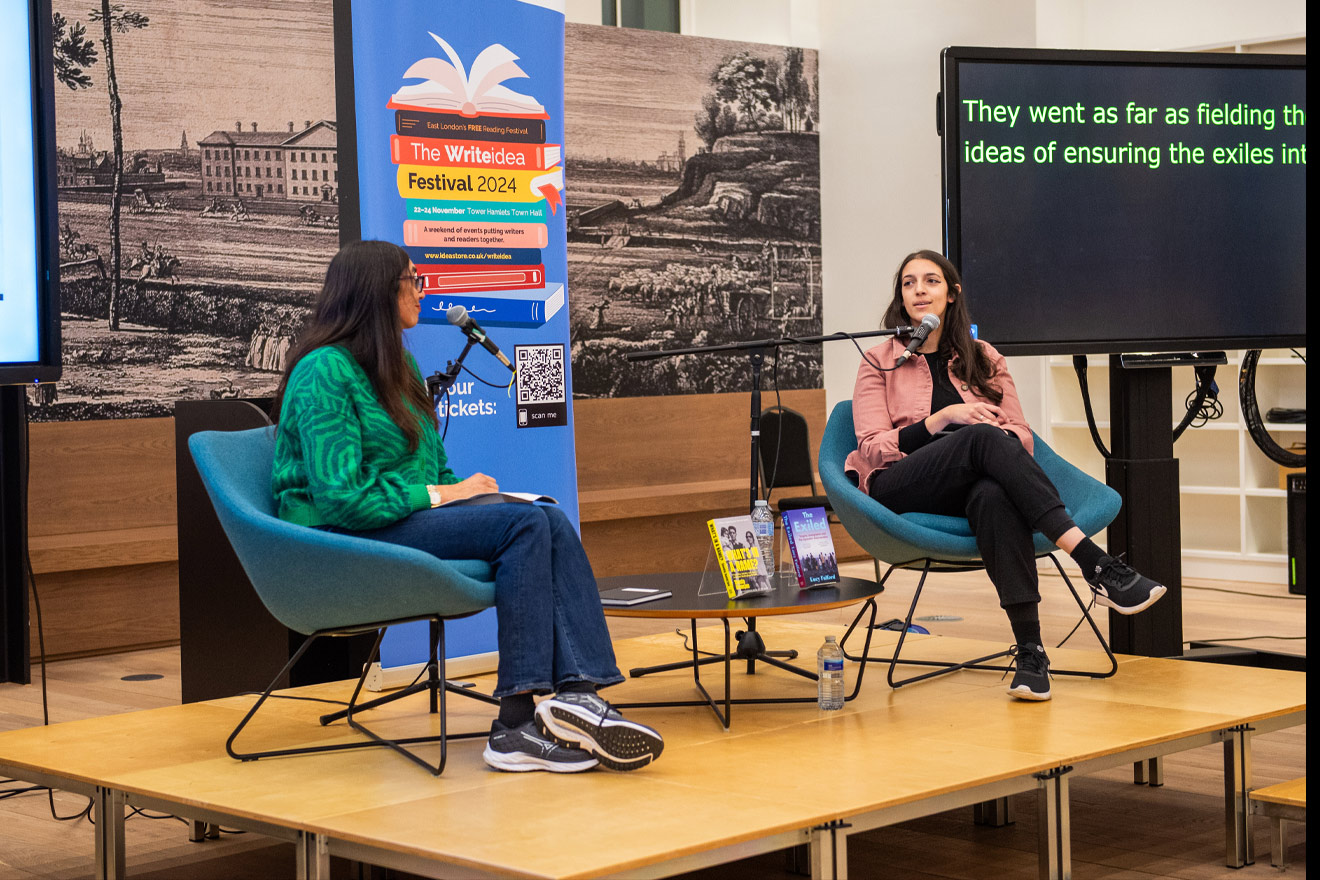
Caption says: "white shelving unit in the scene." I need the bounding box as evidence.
[1038,349,1305,584]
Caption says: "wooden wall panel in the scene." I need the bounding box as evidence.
[573,388,827,492]
[28,562,179,660]
[27,418,175,538]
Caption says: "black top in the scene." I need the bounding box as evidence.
[897,350,965,454]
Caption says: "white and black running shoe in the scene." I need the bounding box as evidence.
[1006,643,1051,701]
[1087,556,1166,615]
[482,721,598,773]
[535,692,664,771]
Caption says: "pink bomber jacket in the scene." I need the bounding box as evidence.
[843,335,1033,494]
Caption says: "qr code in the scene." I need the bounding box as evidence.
[515,344,566,405]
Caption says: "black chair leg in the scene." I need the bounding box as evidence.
[839,554,1119,689]
[227,617,491,774]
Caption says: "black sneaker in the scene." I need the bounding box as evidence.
[482,720,598,773]
[1006,643,1051,701]
[1087,556,1167,615]
[535,692,664,771]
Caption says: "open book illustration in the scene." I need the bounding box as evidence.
[389,32,547,119]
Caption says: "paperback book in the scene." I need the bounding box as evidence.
[782,507,839,588]
[706,515,774,599]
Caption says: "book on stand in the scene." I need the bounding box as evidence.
[782,507,839,588]
[706,514,774,599]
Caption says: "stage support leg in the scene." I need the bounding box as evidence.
[809,820,849,879]
[1132,757,1164,786]
[296,831,330,880]
[186,819,221,841]
[1223,724,1254,868]
[1036,767,1072,880]
[974,795,1016,826]
[94,787,125,880]
[1270,817,1288,869]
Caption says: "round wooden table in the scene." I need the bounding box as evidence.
[599,571,884,728]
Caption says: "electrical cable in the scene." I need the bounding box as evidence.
[1239,350,1305,467]
[1172,365,1221,440]
[1071,356,1111,459]
[1183,635,1306,644]
[458,362,515,390]
[674,628,723,658]
[0,401,95,821]
[1181,584,1306,600]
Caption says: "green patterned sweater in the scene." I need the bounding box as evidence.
[272,345,459,530]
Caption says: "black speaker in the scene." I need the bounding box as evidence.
[1286,473,1305,595]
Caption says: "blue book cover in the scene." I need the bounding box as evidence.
[418,283,563,329]
[783,507,839,588]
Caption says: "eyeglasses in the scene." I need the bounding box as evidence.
[399,272,427,291]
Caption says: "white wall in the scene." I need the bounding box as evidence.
[1036,0,1306,50]
[564,0,601,25]
[817,1,1037,413]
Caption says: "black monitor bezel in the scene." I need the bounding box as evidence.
[0,0,62,386]
[939,46,1306,356]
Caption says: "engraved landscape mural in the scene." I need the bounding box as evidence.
[37,8,819,420]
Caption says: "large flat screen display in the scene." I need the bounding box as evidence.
[0,0,60,385]
[941,47,1305,355]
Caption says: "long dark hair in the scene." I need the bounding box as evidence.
[881,249,1002,404]
[272,239,437,450]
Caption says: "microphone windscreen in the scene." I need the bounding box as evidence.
[446,305,468,326]
[922,314,941,331]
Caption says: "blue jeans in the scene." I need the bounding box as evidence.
[323,503,623,699]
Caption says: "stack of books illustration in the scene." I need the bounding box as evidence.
[390,33,564,328]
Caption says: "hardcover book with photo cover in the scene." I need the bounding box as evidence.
[706,514,773,599]
[783,507,838,588]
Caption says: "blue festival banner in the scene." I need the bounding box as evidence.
[334,0,574,669]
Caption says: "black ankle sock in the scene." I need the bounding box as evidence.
[1004,602,1042,648]
[557,680,596,695]
[1069,537,1108,578]
[497,693,535,728]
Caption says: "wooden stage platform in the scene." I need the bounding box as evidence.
[0,623,1306,880]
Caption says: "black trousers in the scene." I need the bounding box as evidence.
[866,423,1073,607]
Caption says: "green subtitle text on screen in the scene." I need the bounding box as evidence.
[959,98,1305,169]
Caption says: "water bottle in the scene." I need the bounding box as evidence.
[751,500,775,573]
[817,635,845,710]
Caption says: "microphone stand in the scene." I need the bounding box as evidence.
[623,327,908,678]
[426,336,479,408]
[626,328,909,509]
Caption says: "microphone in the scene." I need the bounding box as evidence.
[895,314,941,366]
[446,305,516,372]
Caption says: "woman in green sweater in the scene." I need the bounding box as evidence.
[272,240,663,773]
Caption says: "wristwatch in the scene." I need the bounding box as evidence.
[427,486,443,508]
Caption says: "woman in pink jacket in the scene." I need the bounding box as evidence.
[845,250,1165,701]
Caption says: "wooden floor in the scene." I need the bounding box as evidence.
[0,563,1306,879]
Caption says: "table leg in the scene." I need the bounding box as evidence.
[1133,756,1164,786]
[1223,724,1254,868]
[1270,817,1287,869]
[297,831,330,880]
[1036,766,1072,880]
[974,795,1016,827]
[93,786,125,880]
[690,618,732,729]
[810,820,850,880]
